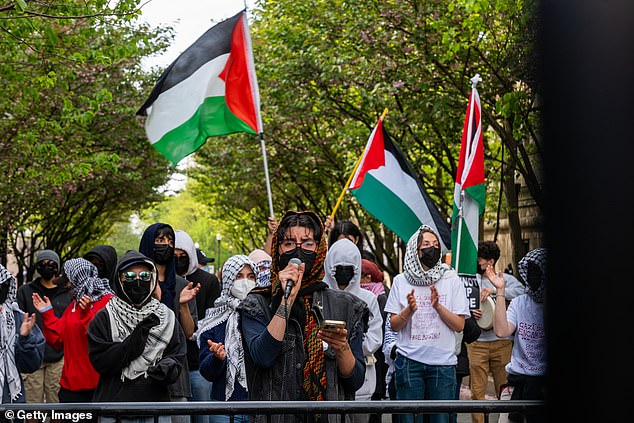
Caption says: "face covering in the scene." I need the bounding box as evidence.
[334,265,355,288]
[419,246,441,269]
[153,244,174,265]
[230,278,256,300]
[279,248,317,277]
[124,280,153,307]
[36,262,58,280]
[476,266,486,275]
[175,256,189,276]
[0,283,9,304]
[526,261,543,291]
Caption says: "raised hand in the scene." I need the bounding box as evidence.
[207,340,227,360]
[179,282,200,304]
[32,293,51,312]
[20,312,36,336]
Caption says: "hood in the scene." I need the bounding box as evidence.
[323,238,361,292]
[174,229,198,276]
[113,250,158,303]
[83,244,118,285]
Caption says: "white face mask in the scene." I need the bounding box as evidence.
[230,278,256,300]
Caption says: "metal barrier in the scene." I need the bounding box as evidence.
[2,400,545,422]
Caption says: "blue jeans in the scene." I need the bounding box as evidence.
[209,410,249,423]
[190,370,213,423]
[393,354,456,423]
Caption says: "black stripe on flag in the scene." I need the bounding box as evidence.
[137,11,244,116]
[381,126,452,249]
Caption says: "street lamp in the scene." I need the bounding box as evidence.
[216,233,222,269]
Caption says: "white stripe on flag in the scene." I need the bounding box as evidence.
[460,88,482,187]
[145,55,228,143]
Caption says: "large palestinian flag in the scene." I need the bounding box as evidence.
[349,117,451,251]
[137,10,261,165]
[451,76,486,274]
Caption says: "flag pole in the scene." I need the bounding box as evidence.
[259,132,275,220]
[328,108,389,221]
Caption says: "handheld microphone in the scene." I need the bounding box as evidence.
[284,258,302,299]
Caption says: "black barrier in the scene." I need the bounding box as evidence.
[2,400,544,422]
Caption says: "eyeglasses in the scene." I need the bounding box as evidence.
[122,271,152,284]
[280,238,317,252]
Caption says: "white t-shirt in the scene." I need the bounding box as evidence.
[505,294,546,376]
[384,270,470,366]
[477,273,526,342]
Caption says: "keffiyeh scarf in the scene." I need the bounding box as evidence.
[195,255,258,400]
[518,248,547,304]
[0,265,22,401]
[64,258,113,310]
[106,296,175,380]
[403,225,449,286]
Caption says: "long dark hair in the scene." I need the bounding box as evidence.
[328,220,363,251]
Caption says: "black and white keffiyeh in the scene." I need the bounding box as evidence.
[518,248,547,304]
[0,264,22,401]
[403,225,449,286]
[64,258,113,309]
[195,254,258,400]
[106,296,175,380]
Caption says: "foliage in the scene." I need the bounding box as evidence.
[190,0,541,277]
[0,1,174,281]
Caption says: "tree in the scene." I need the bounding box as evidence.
[0,1,174,282]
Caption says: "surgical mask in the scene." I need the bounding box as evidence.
[334,265,355,288]
[419,246,441,268]
[230,278,256,300]
[36,262,58,280]
[279,248,317,277]
[175,256,190,276]
[153,244,174,264]
[123,280,153,307]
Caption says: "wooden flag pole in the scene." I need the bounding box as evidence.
[328,108,389,222]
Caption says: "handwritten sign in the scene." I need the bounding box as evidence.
[459,273,480,310]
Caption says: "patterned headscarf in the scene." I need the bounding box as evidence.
[195,254,258,400]
[64,258,113,310]
[0,265,22,401]
[270,210,328,401]
[248,249,272,288]
[518,248,547,303]
[403,225,449,286]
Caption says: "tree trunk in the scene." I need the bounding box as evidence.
[502,121,526,274]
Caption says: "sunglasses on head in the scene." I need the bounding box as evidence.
[122,271,152,284]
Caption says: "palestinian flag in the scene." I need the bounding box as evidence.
[451,76,486,274]
[137,10,261,165]
[349,117,451,250]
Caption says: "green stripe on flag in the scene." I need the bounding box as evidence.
[465,183,486,213]
[351,173,422,242]
[152,96,256,164]
[450,210,479,275]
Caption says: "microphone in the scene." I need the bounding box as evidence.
[284,258,302,299]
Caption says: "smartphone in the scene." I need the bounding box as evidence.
[321,319,346,332]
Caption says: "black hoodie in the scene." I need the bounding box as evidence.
[83,244,118,289]
[87,250,186,402]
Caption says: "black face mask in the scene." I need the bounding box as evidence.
[36,262,58,280]
[526,261,543,291]
[476,266,486,275]
[123,280,153,307]
[334,265,355,288]
[279,248,317,278]
[419,246,441,268]
[175,256,189,276]
[153,244,174,265]
[0,283,10,304]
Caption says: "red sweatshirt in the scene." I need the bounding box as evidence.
[40,294,113,392]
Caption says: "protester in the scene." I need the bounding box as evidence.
[87,250,186,423]
[248,249,272,289]
[83,244,118,288]
[32,258,114,403]
[468,241,526,423]
[452,317,481,423]
[384,225,470,423]
[140,223,199,423]
[381,317,398,402]
[16,249,70,407]
[489,248,547,423]
[196,248,215,274]
[175,229,216,423]
[1,264,45,405]
[323,238,382,423]
[239,210,368,423]
[326,219,365,253]
[197,254,259,423]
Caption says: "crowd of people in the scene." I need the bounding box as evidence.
[1,211,546,423]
